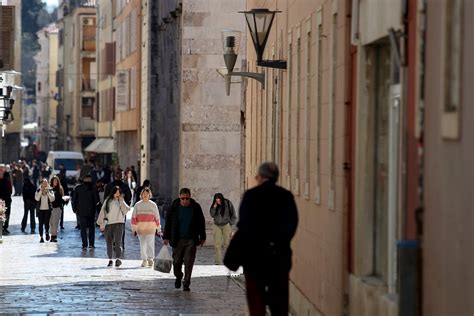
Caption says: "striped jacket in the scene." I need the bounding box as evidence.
[131,200,161,236]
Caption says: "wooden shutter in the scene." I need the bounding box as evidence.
[0,6,15,70]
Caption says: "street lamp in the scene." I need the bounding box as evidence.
[219,30,265,96]
[240,8,287,69]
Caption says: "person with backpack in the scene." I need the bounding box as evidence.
[97,186,130,267]
[72,175,99,250]
[209,193,237,265]
[49,176,64,242]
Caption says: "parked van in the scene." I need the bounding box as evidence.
[46,151,84,189]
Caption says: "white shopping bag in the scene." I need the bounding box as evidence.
[154,245,173,273]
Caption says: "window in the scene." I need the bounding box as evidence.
[372,44,391,282]
[314,10,323,204]
[286,31,293,190]
[130,66,137,109]
[294,25,301,195]
[327,10,337,210]
[131,8,138,53]
[304,17,312,199]
[441,0,463,139]
[82,97,95,118]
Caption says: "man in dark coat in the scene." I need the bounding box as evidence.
[230,162,298,316]
[21,177,37,233]
[72,175,98,249]
[104,171,131,205]
[163,188,206,292]
[0,164,13,235]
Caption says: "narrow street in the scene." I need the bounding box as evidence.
[0,196,247,314]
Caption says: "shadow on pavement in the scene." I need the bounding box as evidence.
[0,276,247,315]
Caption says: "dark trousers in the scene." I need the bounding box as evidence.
[14,181,22,196]
[79,216,95,247]
[173,239,197,286]
[2,201,11,229]
[37,209,51,237]
[105,223,124,259]
[244,268,290,316]
[60,207,64,228]
[21,200,36,231]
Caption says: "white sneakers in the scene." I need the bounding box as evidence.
[141,259,153,267]
[147,259,154,267]
[141,260,148,267]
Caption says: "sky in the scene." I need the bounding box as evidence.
[44,0,58,11]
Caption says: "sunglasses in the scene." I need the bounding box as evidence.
[180,197,190,201]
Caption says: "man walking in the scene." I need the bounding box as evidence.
[72,175,98,250]
[21,177,37,234]
[0,164,13,235]
[163,188,206,291]
[228,162,298,316]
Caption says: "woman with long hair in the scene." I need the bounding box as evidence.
[97,186,130,267]
[34,179,55,243]
[49,176,64,242]
[131,188,161,267]
[210,193,237,265]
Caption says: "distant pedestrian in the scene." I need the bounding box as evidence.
[225,162,298,316]
[97,186,130,267]
[72,175,98,250]
[125,170,137,206]
[130,165,139,185]
[11,164,23,196]
[49,176,64,242]
[21,177,37,234]
[209,193,237,265]
[0,164,13,235]
[35,179,55,243]
[163,188,206,291]
[136,179,151,199]
[57,164,69,230]
[32,160,40,186]
[131,188,161,267]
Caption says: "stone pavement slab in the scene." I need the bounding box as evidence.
[0,197,246,315]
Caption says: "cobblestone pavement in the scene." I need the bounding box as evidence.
[0,196,246,315]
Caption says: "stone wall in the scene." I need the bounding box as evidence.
[179,0,246,218]
[148,0,181,208]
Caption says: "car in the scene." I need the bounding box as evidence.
[46,151,84,190]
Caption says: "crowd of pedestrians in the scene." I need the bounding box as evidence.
[1,158,299,314]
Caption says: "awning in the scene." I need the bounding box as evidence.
[84,138,115,153]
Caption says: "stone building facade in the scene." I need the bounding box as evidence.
[57,0,96,152]
[142,0,246,217]
[35,24,59,152]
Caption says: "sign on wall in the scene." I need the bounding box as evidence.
[116,69,129,112]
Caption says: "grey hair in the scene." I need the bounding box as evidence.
[258,162,279,183]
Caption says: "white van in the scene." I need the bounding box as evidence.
[46,151,84,189]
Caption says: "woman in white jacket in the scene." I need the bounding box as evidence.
[97,186,130,267]
[35,179,55,243]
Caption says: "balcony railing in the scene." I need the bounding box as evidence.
[82,79,96,91]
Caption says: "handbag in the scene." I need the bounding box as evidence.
[223,230,245,271]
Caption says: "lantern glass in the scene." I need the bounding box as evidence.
[222,30,241,55]
[243,9,277,61]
